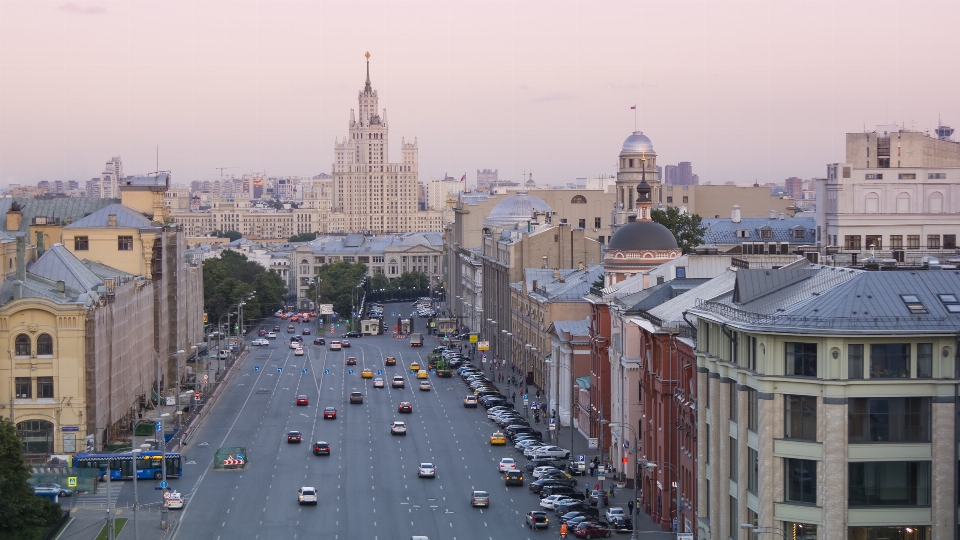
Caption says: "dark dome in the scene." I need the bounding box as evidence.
[608,221,678,251]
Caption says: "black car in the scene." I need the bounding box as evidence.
[343,331,361,338]
[526,457,560,471]
[313,337,326,345]
[504,470,524,486]
[558,509,600,523]
[505,425,538,439]
[529,478,575,494]
[539,485,584,500]
[608,516,634,531]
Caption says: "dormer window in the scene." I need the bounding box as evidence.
[900,295,928,314]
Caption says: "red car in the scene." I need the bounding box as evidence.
[302,328,311,335]
[574,522,611,538]
[398,402,413,413]
[296,395,309,406]
[287,431,302,443]
[323,407,337,419]
[258,329,266,336]
[346,357,357,365]
[341,340,352,348]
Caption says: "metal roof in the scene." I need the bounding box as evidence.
[0,197,119,233]
[64,203,153,229]
[701,216,815,245]
[552,318,591,338]
[644,271,737,328]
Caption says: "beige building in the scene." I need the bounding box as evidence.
[692,265,959,540]
[0,176,203,457]
[846,126,960,169]
[661,184,796,219]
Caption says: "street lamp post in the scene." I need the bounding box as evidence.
[740,524,789,539]
[131,444,150,540]
[173,350,184,445]
[157,412,171,529]
[603,421,640,540]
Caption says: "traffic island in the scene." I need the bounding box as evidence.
[214,447,248,470]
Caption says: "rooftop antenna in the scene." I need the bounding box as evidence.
[935,114,954,141]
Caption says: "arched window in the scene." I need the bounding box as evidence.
[929,192,944,213]
[571,195,587,204]
[37,334,54,356]
[865,193,880,213]
[17,420,54,454]
[896,193,911,213]
[15,334,30,356]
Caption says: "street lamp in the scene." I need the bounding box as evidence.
[740,524,789,539]
[157,412,171,530]
[639,459,683,535]
[131,444,150,540]
[602,420,640,540]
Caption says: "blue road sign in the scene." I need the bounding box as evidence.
[348,369,354,375]
[523,394,528,400]
[159,480,168,489]
[155,421,162,433]
[236,454,244,461]
[550,418,556,425]
[254,366,260,372]
[324,369,329,374]
[579,454,585,462]
[531,401,537,409]
[377,370,383,375]
[302,368,308,374]
[482,353,487,359]
[277,367,282,373]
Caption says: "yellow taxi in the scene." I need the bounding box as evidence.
[416,369,429,379]
[490,431,507,445]
[409,362,421,372]
[385,356,397,366]
[361,368,373,379]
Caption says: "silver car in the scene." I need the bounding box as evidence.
[418,462,436,478]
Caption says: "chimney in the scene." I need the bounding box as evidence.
[553,268,560,279]
[6,204,22,231]
[779,212,785,220]
[16,235,26,281]
[578,262,584,271]
[769,209,777,219]
[108,214,117,227]
[731,205,741,223]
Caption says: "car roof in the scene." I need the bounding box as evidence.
[288,430,300,434]
[324,406,336,410]
[350,391,362,395]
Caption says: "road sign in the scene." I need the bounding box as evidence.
[377,370,382,375]
[598,475,605,481]
[236,453,244,460]
[550,418,555,425]
[523,394,528,400]
[302,368,307,374]
[673,518,678,532]
[67,476,77,488]
[588,438,599,449]
[348,369,354,375]
[677,533,694,540]
[531,401,537,409]
[203,374,208,381]
[277,367,282,373]
[523,399,529,406]
[578,455,585,462]
[482,354,487,359]
[155,421,162,433]
[254,366,260,372]
[324,369,329,374]
[159,480,168,489]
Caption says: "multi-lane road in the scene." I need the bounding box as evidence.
[166,304,560,540]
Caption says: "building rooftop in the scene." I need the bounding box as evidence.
[701,216,815,246]
[64,203,154,229]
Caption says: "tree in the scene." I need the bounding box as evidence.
[288,232,317,243]
[0,419,62,538]
[651,206,707,254]
[211,230,242,242]
[312,261,368,319]
[202,251,287,327]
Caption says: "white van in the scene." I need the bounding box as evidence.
[218,350,229,359]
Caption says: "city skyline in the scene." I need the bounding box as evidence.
[1,1,958,188]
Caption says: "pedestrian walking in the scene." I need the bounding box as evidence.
[584,485,590,497]
[628,499,634,516]
[609,484,615,497]
[512,392,516,404]
[589,461,595,476]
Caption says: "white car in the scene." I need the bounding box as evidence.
[498,457,517,473]
[163,491,184,509]
[297,486,318,506]
[373,378,385,388]
[531,466,564,479]
[418,463,436,478]
[539,494,572,511]
[294,347,304,356]
[290,341,301,349]
[266,332,277,339]
[605,507,626,522]
[528,446,571,460]
[252,338,269,346]
[391,421,407,436]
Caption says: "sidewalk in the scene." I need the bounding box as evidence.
[56,505,177,540]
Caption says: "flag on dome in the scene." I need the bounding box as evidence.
[460,174,466,182]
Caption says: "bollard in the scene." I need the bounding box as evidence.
[161,506,169,529]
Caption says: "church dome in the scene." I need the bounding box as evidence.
[484,192,552,227]
[621,131,654,154]
[607,221,678,251]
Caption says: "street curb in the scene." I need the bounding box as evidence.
[51,515,75,540]
[173,348,248,452]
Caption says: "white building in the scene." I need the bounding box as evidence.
[427,179,462,212]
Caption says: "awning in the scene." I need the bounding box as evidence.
[575,376,590,389]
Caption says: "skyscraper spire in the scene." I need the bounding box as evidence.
[364,51,372,93]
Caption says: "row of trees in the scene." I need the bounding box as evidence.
[303,262,433,319]
[0,419,63,539]
[202,251,286,328]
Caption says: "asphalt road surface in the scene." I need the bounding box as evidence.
[166,304,565,540]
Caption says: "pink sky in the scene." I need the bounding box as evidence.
[1,0,958,188]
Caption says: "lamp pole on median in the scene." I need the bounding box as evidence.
[131,444,150,540]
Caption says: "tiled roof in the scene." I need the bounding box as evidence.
[0,197,119,233]
[64,203,153,229]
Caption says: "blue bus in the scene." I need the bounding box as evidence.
[75,451,182,481]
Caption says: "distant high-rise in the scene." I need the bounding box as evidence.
[662,162,698,186]
[663,164,678,185]
[784,176,804,200]
[477,169,499,191]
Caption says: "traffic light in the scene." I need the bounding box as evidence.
[194,392,201,401]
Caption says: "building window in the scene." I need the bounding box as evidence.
[682,196,689,203]
[676,267,686,278]
[15,377,31,398]
[17,420,53,454]
[889,235,903,249]
[15,334,31,356]
[945,235,957,249]
[784,523,818,540]
[578,218,586,229]
[666,196,673,203]
[785,342,817,377]
[594,217,601,228]
[37,377,54,399]
[747,447,759,494]
[865,235,881,249]
[118,236,133,250]
[907,235,920,249]
[74,236,89,251]
[849,397,931,443]
[785,395,817,441]
[728,496,738,540]
[729,383,738,422]
[898,173,916,180]
[870,343,910,378]
[848,344,864,379]
[844,235,861,250]
[917,343,933,378]
[848,461,931,507]
[785,458,817,504]
[729,437,738,480]
[747,389,758,431]
[37,334,53,356]
[927,235,941,249]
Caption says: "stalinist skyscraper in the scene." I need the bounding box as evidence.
[329,52,441,234]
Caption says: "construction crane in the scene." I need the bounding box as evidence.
[215,167,238,178]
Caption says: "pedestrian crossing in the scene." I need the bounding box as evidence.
[73,482,123,508]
